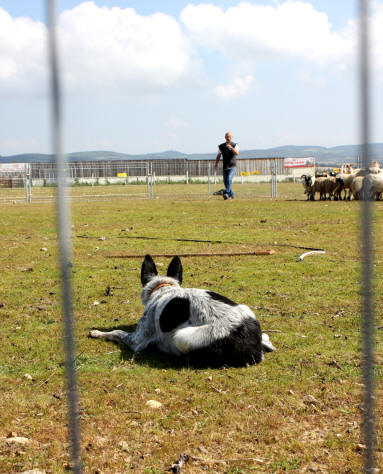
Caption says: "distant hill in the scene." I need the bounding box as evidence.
[2,144,383,166]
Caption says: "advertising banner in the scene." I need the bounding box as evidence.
[0,163,27,173]
[284,157,315,168]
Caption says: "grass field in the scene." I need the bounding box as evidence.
[0,182,382,473]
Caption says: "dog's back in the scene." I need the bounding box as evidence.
[141,256,274,367]
[90,255,275,368]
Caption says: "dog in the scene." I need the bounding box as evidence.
[89,255,275,367]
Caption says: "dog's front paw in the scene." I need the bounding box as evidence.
[89,329,103,339]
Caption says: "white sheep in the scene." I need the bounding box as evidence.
[363,173,383,200]
[350,176,364,200]
[335,172,357,200]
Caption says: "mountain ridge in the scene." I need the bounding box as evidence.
[2,143,383,166]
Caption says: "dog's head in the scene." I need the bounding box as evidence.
[141,254,183,286]
[141,254,183,303]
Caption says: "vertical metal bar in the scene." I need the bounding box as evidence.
[147,164,150,199]
[208,163,211,194]
[46,1,81,473]
[359,1,376,471]
[28,164,32,202]
[24,164,28,202]
[275,159,278,198]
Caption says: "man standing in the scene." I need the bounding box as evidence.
[214,131,239,200]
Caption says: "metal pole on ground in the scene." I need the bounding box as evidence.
[359,1,376,471]
[46,1,81,472]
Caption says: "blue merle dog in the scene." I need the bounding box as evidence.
[90,255,275,367]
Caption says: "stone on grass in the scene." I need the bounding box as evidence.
[146,399,162,409]
[303,395,318,405]
[118,440,129,452]
[5,436,33,446]
[20,470,46,474]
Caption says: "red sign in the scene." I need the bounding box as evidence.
[0,163,27,173]
[284,157,315,168]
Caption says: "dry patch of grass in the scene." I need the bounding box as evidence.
[0,183,382,473]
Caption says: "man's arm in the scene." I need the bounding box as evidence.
[215,151,222,169]
[226,144,239,156]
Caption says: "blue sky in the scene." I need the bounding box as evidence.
[0,1,382,156]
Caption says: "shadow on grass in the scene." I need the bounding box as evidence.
[88,324,209,370]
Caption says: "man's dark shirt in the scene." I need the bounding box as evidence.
[218,141,238,169]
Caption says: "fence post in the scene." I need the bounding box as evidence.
[271,159,277,198]
[46,1,81,472]
[359,1,377,471]
[24,164,29,203]
[28,164,32,202]
[208,163,211,194]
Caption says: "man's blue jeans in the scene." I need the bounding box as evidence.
[223,167,236,198]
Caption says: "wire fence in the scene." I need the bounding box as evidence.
[45,0,377,472]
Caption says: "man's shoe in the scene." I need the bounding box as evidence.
[223,193,229,200]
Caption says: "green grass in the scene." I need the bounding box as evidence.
[0,182,382,473]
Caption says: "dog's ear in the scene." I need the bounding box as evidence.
[167,256,183,284]
[141,254,158,286]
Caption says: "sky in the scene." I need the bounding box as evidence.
[0,0,382,156]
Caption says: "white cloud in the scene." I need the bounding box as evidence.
[181,1,352,64]
[214,74,253,100]
[0,2,195,98]
[0,8,47,97]
[59,2,195,94]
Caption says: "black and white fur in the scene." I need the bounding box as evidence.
[90,255,275,367]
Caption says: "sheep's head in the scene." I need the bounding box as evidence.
[305,175,314,186]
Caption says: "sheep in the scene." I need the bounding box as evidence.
[350,176,364,200]
[300,174,315,200]
[354,164,381,177]
[334,172,357,200]
[322,176,339,200]
[340,163,354,174]
[363,173,383,200]
[370,161,381,174]
[308,176,338,201]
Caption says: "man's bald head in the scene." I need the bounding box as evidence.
[225,132,233,143]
